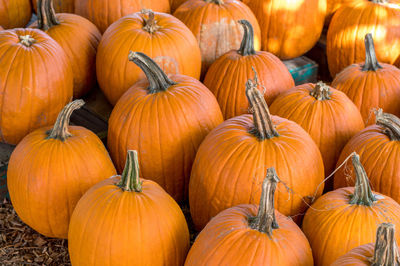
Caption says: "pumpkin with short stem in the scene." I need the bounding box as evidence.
[302,153,400,266]
[32,0,74,14]
[185,168,313,265]
[269,82,364,189]
[108,52,223,202]
[189,73,324,230]
[30,0,101,98]
[204,20,294,119]
[332,34,400,124]
[7,100,116,239]
[0,0,32,29]
[173,0,261,77]
[97,10,202,105]
[325,0,363,26]
[68,150,190,265]
[0,28,73,145]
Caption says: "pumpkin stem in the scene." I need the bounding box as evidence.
[117,150,142,192]
[141,9,161,34]
[362,33,382,71]
[248,168,280,236]
[128,51,177,94]
[206,0,224,4]
[47,100,85,141]
[19,35,36,47]
[370,0,388,3]
[238,20,256,56]
[375,109,400,141]
[371,223,400,266]
[246,69,279,140]
[349,153,377,206]
[310,81,332,100]
[37,0,60,31]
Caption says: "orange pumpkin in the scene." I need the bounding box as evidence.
[32,0,74,13]
[241,0,326,59]
[108,52,223,202]
[302,153,400,266]
[30,0,101,98]
[204,20,294,119]
[68,150,190,265]
[332,34,400,125]
[173,0,261,77]
[269,82,364,189]
[0,28,73,145]
[189,74,324,230]
[185,168,314,265]
[75,0,170,33]
[170,0,187,12]
[7,100,117,239]
[97,10,202,105]
[325,0,363,26]
[0,0,32,29]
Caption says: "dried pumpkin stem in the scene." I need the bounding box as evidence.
[375,109,400,141]
[118,150,142,192]
[141,9,161,34]
[249,168,280,236]
[362,33,382,71]
[310,81,332,100]
[37,0,60,31]
[238,20,256,56]
[19,35,36,47]
[370,0,388,3]
[128,51,177,94]
[371,223,400,266]
[349,153,376,206]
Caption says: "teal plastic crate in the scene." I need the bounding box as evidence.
[283,56,319,85]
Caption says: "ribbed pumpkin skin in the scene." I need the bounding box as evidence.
[0,0,32,29]
[68,177,189,265]
[0,29,73,145]
[32,0,74,13]
[331,243,374,265]
[7,126,117,239]
[30,14,101,98]
[173,0,261,76]
[75,0,170,33]
[204,51,294,119]
[269,83,364,178]
[170,0,187,12]
[302,188,400,266]
[189,115,324,230]
[325,0,363,25]
[97,12,201,105]
[242,0,326,59]
[185,205,313,266]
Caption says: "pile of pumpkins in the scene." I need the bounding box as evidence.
[1,0,400,265]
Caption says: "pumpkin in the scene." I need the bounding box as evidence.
[75,0,170,33]
[32,0,74,13]
[302,153,400,266]
[97,10,202,105]
[241,0,326,59]
[0,26,3,30]
[327,0,400,77]
[332,223,400,266]
[0,28,73,145]
[30,0,101,98]
[189,73,325,230]
[269,82,364,190]
[325,0,363,26]
[107,52,223,202]
[334,110,400,204]
[7,100,117,239]
[185,168,314,265]
[173,0,261,77]
[204,20,294,119]
[170,0,187,12]
[68,150,189,265]
[0,0,32,29]
[332,34,400,124]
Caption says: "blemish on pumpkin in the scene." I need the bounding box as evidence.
[153,56,179,75]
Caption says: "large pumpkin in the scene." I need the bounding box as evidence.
[302,153,400,266]
[0,0,32,29]
[108,52,223,202]
[68,150,190,265]
[173,0,261,77]
[189,74,325,230]
[7,100,117,239]
[97,10,202,105]
[31,0,101,98]
[204,20,294,119]
[0,28,73,145]
[32,0,74,13]
[185,168,313,265]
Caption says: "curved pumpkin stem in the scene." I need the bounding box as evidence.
[19,35,36,47]
[47,99,85,141]
[128,52,177,94]
[141,9,161,34]
[238,20,256,56]
[249,168,280,236]
[371,223,400,266]
[375,109,400,141]
[349,153,377,206]
[37,0,60,31]
[362,33,382,71]
[310,81,332,100]
[117,150,142,192]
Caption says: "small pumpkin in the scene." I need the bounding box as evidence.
[68,150,190,265]
[185,168,313,265]
[204,20,294,119]
[0,0,32,29]
[302,153,400,266]
[32,0,75,13]
[7,100,117,239]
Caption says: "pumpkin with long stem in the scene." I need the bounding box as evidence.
[0,0,32,29]
[32,0,75,13]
